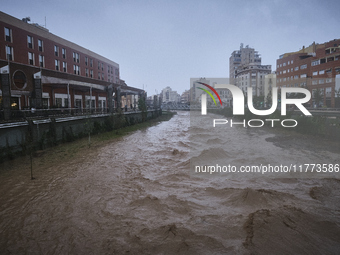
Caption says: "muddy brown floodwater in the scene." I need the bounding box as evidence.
[1,111,340,254]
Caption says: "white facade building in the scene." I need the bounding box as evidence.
[161,86,180,103]
[190,78,232,107]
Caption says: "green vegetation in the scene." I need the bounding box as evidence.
[138,97,147,121]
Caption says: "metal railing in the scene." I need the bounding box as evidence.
[0,106,146,123]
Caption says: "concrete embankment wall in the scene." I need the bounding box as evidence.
[0,110,161,161]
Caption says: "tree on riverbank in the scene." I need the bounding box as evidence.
[138,98,147,121]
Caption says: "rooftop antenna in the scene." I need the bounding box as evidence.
[45,16,46,28]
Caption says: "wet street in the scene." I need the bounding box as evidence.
[1,111,340,254]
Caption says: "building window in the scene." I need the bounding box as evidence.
[98,72,101,79]
[85,56,88,66]
[90,59,93,67]
[28,52,34,65]
[63,62,67,72]
[311,60,320,66]
[73,52,80,62]
[85,97,96,109]
[90,70,93,78]
[55,59,60,71]
[38,39,43,51]
[62,48,66,58]
[85,68,89,77]
[64,98,69,108]
[300,74,307,78]
[73,65,80,75]
[300,64,307,69]
[312,80,318,85]
[6,45,13,60]
[54,45,59,56]
[5,27,12,42]
[283,62,286,66]
[313,71,318,76]
[75,98,82,109]
[294,66,299,71]
[54,93,70,108]
[39,55,44,67]
[55,98,62,108]
[98,62,101,70]
[319,79,324,84]
[326,78,332,83]
[319,70,325,75]
[27,35,33,49]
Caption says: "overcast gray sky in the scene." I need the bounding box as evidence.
[2,0,339,96]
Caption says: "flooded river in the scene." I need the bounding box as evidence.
[1,111,340,254]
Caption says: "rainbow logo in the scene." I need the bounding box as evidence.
[197,82,223,106]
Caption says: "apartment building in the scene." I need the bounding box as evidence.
[229,43,262,85]
[0,11,143,120]
[161,86,180,104]
[190,78,232,107]
[276,39,340,108]
[229,44,271,97]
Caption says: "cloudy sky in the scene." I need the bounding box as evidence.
[2,0,339,96]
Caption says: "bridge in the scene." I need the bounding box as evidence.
[161,103,190,111]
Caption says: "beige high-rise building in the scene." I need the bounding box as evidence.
[229,44,262,85]
[229,44,271,97]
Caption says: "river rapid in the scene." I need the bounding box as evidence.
[1,111,340,254]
